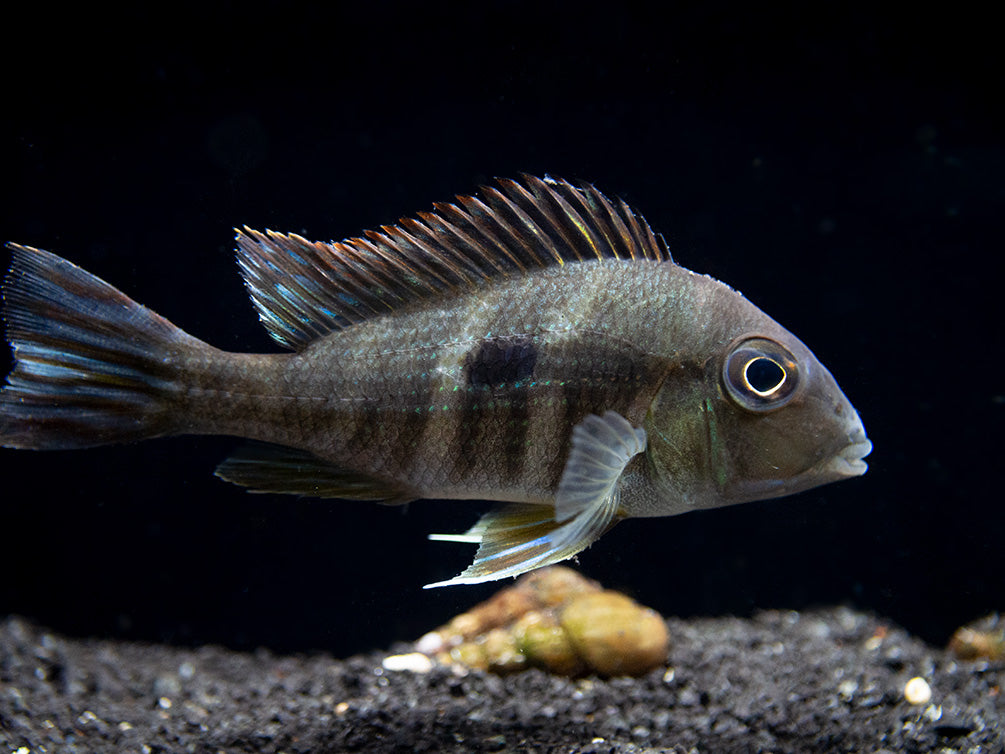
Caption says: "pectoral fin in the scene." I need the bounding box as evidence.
[554,410,647,523]
[424,411,647,588]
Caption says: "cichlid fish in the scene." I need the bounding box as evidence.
[0,175,871,587]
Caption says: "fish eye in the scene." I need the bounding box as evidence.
[723,337,800,412]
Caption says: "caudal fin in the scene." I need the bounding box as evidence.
[1,244,205,449]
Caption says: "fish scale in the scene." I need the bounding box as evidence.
[273,262,672,500]
[0,175,871,587]
[174,262,657,497]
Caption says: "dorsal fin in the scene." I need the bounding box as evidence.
[236,175,671,349]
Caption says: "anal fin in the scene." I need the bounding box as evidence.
[425,503,587,588]
[215,443,413,504]
[424,411,646,588]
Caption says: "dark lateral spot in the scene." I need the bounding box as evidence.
[466,336,537,389]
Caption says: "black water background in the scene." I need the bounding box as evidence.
[1,4,1000,655]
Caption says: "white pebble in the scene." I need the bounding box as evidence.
[382,652,435,673]
[415,631,444,654]
[904,676,932,705]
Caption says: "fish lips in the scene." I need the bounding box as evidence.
[828,431,873,478]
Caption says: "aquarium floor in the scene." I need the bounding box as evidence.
[1,607,1001,753]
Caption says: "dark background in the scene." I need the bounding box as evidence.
[1,4,1000,656]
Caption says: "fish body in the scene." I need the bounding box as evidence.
[0,176,871,586]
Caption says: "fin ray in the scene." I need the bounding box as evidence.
[236,175,671,349]
[424,504,578,588]
[215,442,414,503]
[554,411,648,523]
[1,244,201,449]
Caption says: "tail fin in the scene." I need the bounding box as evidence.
[1,244,204,449]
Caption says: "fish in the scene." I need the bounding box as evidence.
[0,174,872,588]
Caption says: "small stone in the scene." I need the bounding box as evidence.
[481,627,526,673]
[560,591,669,677]
[948,616,1005,661]
[513,610,582,676]
[903,676,931,705]
[382,652,435,673]
[417,566,668,677]
[415,631,444,655]
[837,679,858,700]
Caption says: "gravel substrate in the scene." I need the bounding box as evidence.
[1,607,1001,753]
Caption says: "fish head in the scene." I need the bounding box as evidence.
[704,332,871,505]
[643,309,870,516]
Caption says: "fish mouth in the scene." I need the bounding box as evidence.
[826,425,872,478]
